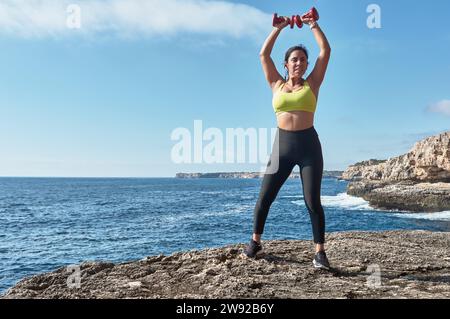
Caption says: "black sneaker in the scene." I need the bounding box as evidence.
[243,239,263,258]
[313,251,330,269]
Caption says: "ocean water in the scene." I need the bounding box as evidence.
[0,177,449,294]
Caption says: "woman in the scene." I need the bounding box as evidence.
[244,15,331,269]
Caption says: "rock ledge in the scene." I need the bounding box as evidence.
[2,231,449,299]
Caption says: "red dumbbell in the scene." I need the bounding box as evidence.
[272,7,319,29]
[290,15,303,29]
[301,7,319,22]
[272,14,303,29]
[272,13,286,27]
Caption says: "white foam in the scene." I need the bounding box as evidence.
[199,191,223,195]
[290,193,373,210]
[291,200,304,206]
[392,211,450,221]
[321,193,375,211]
[281,195,303,199]
[307,193,450,221]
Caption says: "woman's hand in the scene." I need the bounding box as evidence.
[273,16,289,30]
[302,17,318,29]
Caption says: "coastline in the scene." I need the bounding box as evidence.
[175,171,344,179]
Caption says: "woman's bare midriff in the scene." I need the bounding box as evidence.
[276,111,314,131]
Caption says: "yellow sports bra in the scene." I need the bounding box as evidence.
[272,80,317,114]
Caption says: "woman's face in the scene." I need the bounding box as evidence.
[285,50,308,79]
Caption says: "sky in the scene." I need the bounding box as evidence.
[0,0,449,177]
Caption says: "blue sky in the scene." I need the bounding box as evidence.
[0,0,449,177]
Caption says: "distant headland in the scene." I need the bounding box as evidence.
[175,171,344,179]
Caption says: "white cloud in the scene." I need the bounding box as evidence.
[427,100,450,116]
[0,0,270,40]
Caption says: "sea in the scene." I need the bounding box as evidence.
[1,177,449,294]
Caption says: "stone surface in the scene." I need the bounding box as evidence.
[2,231,450,299]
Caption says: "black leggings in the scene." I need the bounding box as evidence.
[253,126,325,244]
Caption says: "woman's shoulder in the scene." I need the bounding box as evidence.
[305,76,319,98]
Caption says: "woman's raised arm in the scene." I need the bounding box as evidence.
[259,18,289,89]
[305,21,331,91]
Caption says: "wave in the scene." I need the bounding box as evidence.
[161,203,253,223]
[7,203,26,208]
[281,195,303,199]
[318,193,450,221]
[199,191,223,195]
[392,211,450,221]
[321,193,375,211]
[290,193,372,210]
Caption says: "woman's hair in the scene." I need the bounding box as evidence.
[284,44,309,62]
[283,45,309,80]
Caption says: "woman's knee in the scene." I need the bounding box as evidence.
[305,200,324,214]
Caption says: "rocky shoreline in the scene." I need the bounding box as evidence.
[342,131,450,212]
[347,180,450,212]
[176,171,344,179]
[2,230,450,299]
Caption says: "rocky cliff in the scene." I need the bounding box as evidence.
[342,132,450,182]
[342,131,450,212]
[2,231,449,299]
